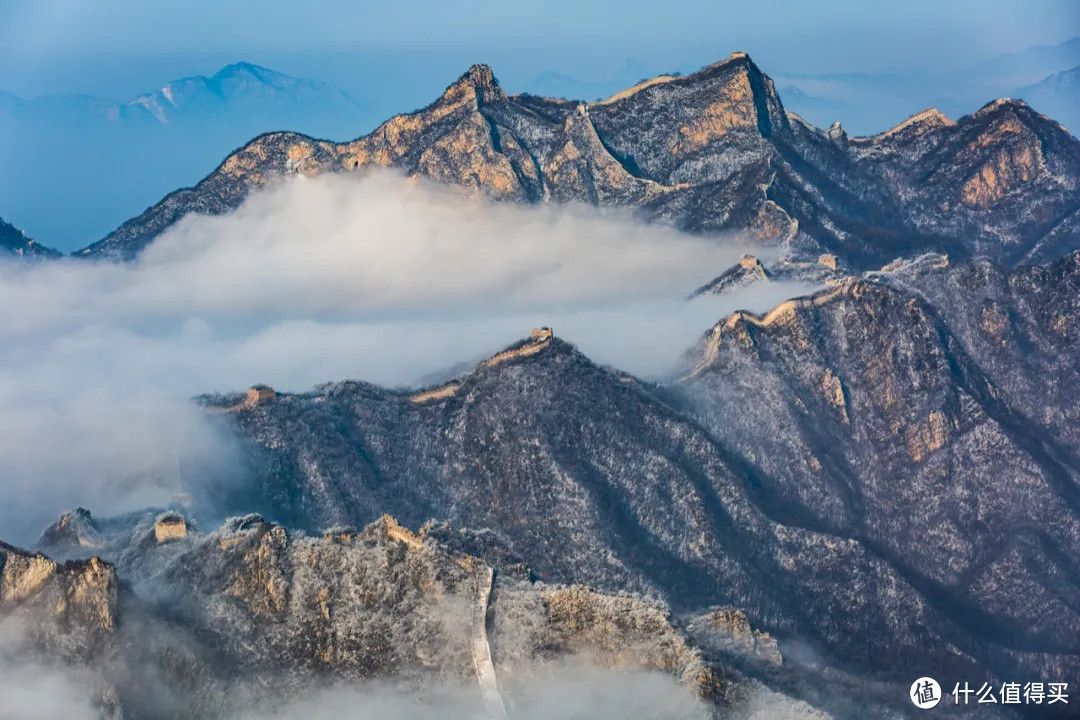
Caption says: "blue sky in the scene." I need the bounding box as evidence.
[1,0,1077,100]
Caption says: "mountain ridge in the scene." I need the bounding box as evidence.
[0,217,60,258]
[180,247,1080,691]
[1,61,363,126]
[1014,65,1080,138]
[4,250,1079,715]
[72,52,1080,279]
[5,507,826,718]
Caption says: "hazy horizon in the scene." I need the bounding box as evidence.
[2,0,1078,99]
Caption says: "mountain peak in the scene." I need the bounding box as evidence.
[972,97,1033,117]
[701,50,754,71]
[0,216,60,258]
[688,50,786,139]
[966,96,1073,137]
[440,64,507,108]
[869,107,956,140]
[208,62,269,83]
[585,49,788,184]
[692,50,771,86]
[966,97,1071,128]
[215,61,274,77]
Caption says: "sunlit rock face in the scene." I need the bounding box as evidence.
[76,53,1080,270]
[0,541,117,633]
[0,541,119,715]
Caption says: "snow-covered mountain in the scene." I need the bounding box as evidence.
[79,54,1080,271]
[1,62,364,132]
[123,62,363,126]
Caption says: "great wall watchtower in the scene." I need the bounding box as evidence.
[246,384,276,405]
[155,512,187,543]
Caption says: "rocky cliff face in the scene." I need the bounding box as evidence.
[0,540,120,716]
[0,539,117,641]
[12,508,804,719]
[882,251,1080,450]
[0,216,60,258]
[682,252,1080,693]
[76,53,1080,270]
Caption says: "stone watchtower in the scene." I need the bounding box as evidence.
[155,512,187,543]
[530,327,553,342]
[246,384,276,405]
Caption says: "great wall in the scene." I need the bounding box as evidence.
[408,327,553,405]
[208,331,555,412]
[207,383,279,413]
[678,281,856,381]
[370,516,509,717]
[481,326,553,368]
[472,566,509,719]
[406,381,462,405]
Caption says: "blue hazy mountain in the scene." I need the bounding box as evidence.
[0,63,372,251]
[1015,65,1080,136]
[970,35,1080,89]
[769,36,1080,135]
[522,58,658,101]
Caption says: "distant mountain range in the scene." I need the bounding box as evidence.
[970,35,1080,90]
[0,62,362,127]
[522,57,658,101]
[1016,65,1080,136]
[773,36,1080,134]
[0,63,372,251]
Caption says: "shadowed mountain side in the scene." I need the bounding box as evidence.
[198,309,1080,692]
[0,217,60,258]
[682,255,1080,687]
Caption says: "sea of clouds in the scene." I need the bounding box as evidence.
[0,170,814,544]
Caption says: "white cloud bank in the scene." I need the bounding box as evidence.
[0,621,100,720]
[248,667,709,720]
[0,171,815,543]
